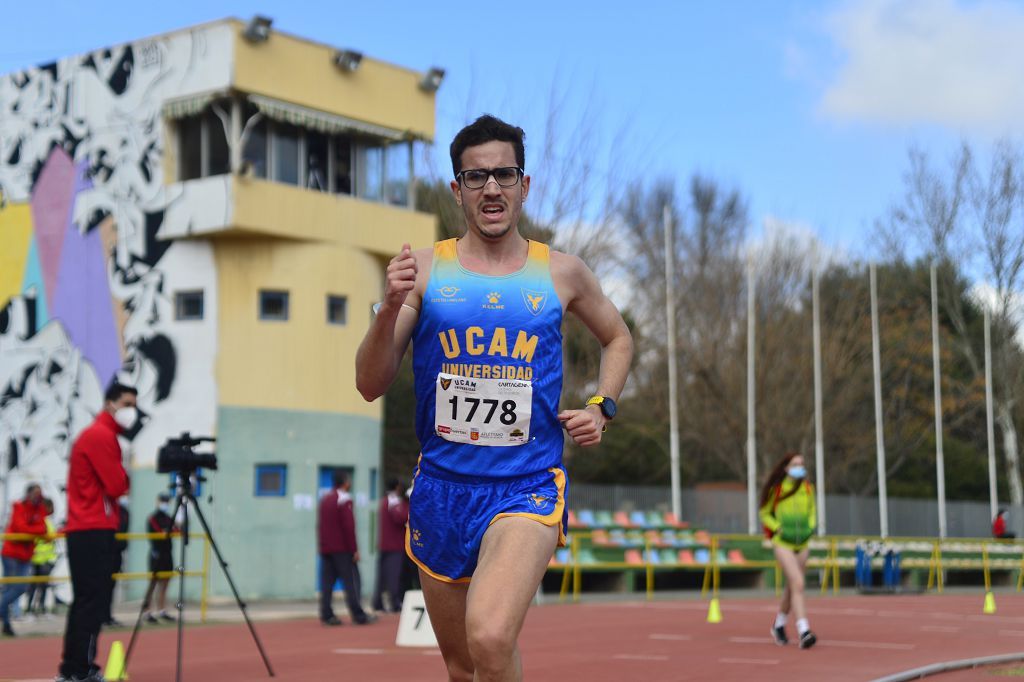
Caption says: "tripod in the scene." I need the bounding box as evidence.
[124,473,275,681]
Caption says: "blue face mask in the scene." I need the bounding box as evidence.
[787,465,806,480]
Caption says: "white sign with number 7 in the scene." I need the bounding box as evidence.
[395,590,438,647]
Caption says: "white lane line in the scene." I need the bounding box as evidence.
[613,654,671,661]
[649,633,692,641]
[727,636,914,651]
[420,650,444,655]
[921,625,960,632]
[333,648,385,655]
[719,657,780,665]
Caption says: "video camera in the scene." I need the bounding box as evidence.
[157,432,218,474]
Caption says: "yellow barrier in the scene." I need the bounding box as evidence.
[0,531,212,622]
[550,529,1024,603]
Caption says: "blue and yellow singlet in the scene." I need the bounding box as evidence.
[412,238,564,477]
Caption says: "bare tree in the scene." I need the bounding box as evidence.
[880,141,1024,506]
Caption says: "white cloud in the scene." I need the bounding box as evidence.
[820,0,1024,132]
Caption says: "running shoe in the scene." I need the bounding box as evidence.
[771,623,788,646]
[799,630,817,649]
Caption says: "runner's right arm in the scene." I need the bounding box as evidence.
[355,243,426,401]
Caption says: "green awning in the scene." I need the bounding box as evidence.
[162,92,220,120]
[248,94,407,141]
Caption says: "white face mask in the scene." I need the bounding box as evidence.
[114,406,138,430]
[158,503,169,513]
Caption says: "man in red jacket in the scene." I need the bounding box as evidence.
[1,483,48,636]
[57,382,135,682]
[372,477,409,613]
[317,470,374,626]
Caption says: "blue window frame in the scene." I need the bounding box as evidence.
[254,463,287,497]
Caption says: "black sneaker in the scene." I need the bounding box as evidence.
[354,614,378,625]
[771,623,788,646]
[2,622,15,637]
[799,630,817,649]
[159,611,176,622]
[145,613,159,624]
[322,616,342,626]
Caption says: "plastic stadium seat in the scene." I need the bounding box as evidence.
[676,530,695,547]
[577,509,597,527]
[694,548,711,564]
[608,529,626,546]
[727,549,746,565]
[716,550,728,564]
[591,529,610,546]
[677,549,696,565]
[644,529,661,546]
[663,512,689,529]
[647,511,665,528]
[555,548,573,564]
[630,510,649,527]
[644,549,661,564]
[568,509,582,528]
[661,548,679,564]
[613,511,635,527]
[578,549,599,565]
[624,549,644,565]
[624,530,644,547]
[694,530,711,545]
[660,530,678,546]
[594,510,614,527]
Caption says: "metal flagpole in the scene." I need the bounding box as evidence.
[812,267,826,535]
[870,263,889,537]
[931,264,948,538]
[664,205,682,520]
[985,306,998,520]
[747,257,757,535]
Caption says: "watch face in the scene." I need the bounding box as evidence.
[601,397,617,419]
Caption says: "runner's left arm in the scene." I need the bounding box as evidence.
[555,254,633,447]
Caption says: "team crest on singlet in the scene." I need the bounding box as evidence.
[521,289,547,315]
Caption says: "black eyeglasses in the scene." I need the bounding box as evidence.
[456,166,524,190]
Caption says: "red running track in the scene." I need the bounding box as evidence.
[2,594,1021,682]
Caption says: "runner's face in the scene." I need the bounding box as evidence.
[451,141,530,241]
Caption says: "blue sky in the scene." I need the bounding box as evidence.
[3,0,1022,254]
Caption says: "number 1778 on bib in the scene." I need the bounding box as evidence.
[433,372,532,447]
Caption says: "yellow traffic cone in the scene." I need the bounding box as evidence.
[707,597,722,624]
[104,639,128,680]
[984,591,997,615]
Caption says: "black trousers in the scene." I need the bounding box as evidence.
[319,552,367,623]
[372,551,406,612]
[60,530,115,678]
[107,550,124,621]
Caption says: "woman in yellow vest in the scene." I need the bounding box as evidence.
[27,499,57,615]
[759,452,817,649]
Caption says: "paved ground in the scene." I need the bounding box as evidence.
[2,590,1023,681]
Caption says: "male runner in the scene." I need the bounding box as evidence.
[356,114,632,681]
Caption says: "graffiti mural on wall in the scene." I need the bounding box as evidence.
[0,25,231,519]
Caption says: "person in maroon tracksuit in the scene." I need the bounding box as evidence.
[372,478,409,613]
[317,470,374,626]
[57,382,135,682]
[1,483,48,636]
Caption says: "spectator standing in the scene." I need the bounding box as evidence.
[57,382,134,682]
[26,498,58,616]
[104,496,130,627]
[1,483,47,636]
[317,471,374,626]
[142,492,176,623]
[372,478,409,613]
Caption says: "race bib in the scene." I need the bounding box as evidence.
[434,372,532,446]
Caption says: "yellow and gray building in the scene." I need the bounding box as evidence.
[0,17,436,598]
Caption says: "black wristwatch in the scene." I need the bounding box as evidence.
[586,395,617,420]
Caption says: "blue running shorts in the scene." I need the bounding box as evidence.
[405,460,568,583]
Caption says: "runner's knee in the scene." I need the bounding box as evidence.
[466,621,516,669]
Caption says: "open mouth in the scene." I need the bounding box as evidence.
[481,204,505,221]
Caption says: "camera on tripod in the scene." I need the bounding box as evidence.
[157,432,218,474]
